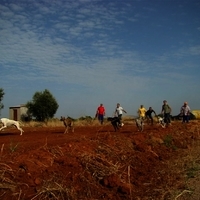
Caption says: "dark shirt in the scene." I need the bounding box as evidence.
[146,109,156,116]
[162,104,171,114]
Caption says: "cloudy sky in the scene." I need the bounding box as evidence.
[0,0,200,119]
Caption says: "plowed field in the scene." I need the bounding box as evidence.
[0,120,200,200]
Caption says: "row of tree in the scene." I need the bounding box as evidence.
[0,88,59,122]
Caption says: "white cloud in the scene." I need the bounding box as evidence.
[0,0,200,118]
[189,45,200,56]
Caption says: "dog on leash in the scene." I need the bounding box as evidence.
[135,118,144,132]
[107,117,121,132]
[157,116,166,128]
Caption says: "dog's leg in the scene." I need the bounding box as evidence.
[64,126,68,134]
[111,122,116,132]
[141,122,144,132]
[14,124,24,135]
[18,126,24,135]
[0,125,7,132]
[160,121,166,128]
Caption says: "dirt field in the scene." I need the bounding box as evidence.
[0,119,200,200]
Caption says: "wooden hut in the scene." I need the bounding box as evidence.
[9,104,28,121]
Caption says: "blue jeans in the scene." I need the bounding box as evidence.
[98,114,104,124]
[164,113,171,124]
[182,115,189,123]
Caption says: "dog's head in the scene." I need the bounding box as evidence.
[107,117,119,122]
[107,117,120,131]
[107,117,116,122]
[107,117,113,122]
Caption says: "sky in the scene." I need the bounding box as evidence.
[0,0,200,119]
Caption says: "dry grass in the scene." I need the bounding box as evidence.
[1,120,200,200]
[31,177,75,200]
[0,163,24,199]
[80,153,120,179]
[23,117,102,127]
[192,110,200,119]
[22,116,136,128]
[160,124,200,200]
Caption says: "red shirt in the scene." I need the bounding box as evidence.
[97,106,105,115]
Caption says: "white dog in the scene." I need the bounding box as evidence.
[0,118,24,135]
[157,116,166,128]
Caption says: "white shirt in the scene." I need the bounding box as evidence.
[116,106,123,115]
[180,105,190,115]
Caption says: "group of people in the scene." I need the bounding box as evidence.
[137,100,191,125]
[95,103,126,126]
[95,100,191,126]
[137,101,172,126]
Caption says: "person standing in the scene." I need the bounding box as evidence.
[180,102,191,123]
[145,107,156,125]
[161,100,172,126]
[96,103,105,125]
[138,105,147,120]
[115,103,127,126]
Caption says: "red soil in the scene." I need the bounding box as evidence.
[0,120,199,200]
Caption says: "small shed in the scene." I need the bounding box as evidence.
[9,104,28,121]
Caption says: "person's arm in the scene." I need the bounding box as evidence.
[161,105,164,114]
[169,105,172,114]
[114,108,118,116]
[187,106,191,115]
[180,107,183,115]
[95,108,99,118]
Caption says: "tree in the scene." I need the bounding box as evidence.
[26,89,59,121]
[0,88,5,115]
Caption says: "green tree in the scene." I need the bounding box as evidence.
[26,89,59,121]
[0,88,5,115]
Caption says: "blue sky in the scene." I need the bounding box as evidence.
[0,0,200,119]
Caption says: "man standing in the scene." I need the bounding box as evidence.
[96,103,105,125]
[115,103,127,126]
[145,107,156,125]
[138,105,147,120]
[161,100,172,126]
[180,102,191,123]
